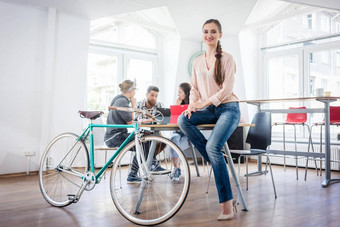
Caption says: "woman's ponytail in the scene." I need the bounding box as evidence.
[214,40,224,86]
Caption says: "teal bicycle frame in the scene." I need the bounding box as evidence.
[78,122,140,183]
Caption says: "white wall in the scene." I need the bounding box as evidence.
[221,35,249,122]
[158,32,181,106]
[239,28,265,121]
[0,2,90,174]
[173,39,201,103]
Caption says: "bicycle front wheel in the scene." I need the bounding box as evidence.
[110,135,191,226]
[39,133,89,207]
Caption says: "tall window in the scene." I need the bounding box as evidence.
[336,22,340,33]
[87,19,159,112]
[303,14,313,29]
[320,15,330,33]
[87,54,117,111]
[262,10,340,137]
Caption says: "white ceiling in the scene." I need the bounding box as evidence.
[0,0,256,39]
[281,0,340,11]
[245,0,323,29]
[1,0,338,40]
[0,0,169,19]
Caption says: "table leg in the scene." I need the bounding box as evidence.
[318,99,340,187]
[188,141,200,177]
[322,101,331,187]
[223,143,248,211]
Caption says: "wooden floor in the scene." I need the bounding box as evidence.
[1,162,339,227]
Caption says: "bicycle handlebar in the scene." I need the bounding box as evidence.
[108,106,155,121]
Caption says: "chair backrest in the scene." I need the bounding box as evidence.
[330,106,340,124]
[92,117,106,146]
[285,106,307,123]
[246,112,272,150]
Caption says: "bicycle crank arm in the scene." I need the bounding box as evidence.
[68,177,91,203]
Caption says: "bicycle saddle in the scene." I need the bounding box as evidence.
[79,111,104,120]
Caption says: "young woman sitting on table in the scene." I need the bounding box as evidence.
[178,19,240,221]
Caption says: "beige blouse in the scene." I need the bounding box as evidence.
[190,51,239,106]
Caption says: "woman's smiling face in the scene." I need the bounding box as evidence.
[202,22,222,47]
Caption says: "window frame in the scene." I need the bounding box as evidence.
[87,43,159,110]
[262,40,340,139]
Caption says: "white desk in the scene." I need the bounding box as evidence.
[240,97,340,187]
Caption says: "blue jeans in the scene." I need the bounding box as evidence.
[178,102,240,203]
[170,131,186,158]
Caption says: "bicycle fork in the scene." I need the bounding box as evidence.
[134,136,157,214]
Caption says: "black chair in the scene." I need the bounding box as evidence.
[231,112,277,198]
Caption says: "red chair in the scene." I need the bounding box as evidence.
[330,106,340,125]
[273,107,317,180]
[309,106,340,177]
[285,107,307,124]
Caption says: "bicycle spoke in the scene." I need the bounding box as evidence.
[39,133,88,207]
[59,172,82,188]
[68,146,82,167]
[110,135,190,225]
[58,139,80,166]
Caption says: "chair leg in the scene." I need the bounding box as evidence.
[283,124,286,171]
[202,157,207,173]
[305,125,319,181]
[320,125,323,176]
[264,156,268,175]
[206,164,213,194]
[266,155,277,198]
[293,124,299,180]
[246,156,249,190]
[238,156,241,180]
[189,142,200,177]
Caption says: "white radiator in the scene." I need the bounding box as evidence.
[267,142,340,171]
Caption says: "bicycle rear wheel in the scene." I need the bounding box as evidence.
[110,135,190,226]
[39,133,89,207]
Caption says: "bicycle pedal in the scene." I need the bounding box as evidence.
[67,194,79,203]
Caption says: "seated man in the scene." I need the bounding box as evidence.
[137,85,170,174]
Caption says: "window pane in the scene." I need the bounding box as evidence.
[308,48,340,129]
[266,11,340,47]
[308,49,340,97]
[87,53,117,111]
[268,55,301,135]
[126,58,153,101]
[268,55,299,99]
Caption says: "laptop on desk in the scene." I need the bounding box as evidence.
[156,108,171,124]
[170,105,189,124]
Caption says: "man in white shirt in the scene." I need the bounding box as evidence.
[136,85,163,115]
[137,86,169,174]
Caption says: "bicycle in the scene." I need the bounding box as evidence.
[38,106,191,226]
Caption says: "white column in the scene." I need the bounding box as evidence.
[39,8,57,158]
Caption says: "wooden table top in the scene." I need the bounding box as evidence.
[139,123,254,129]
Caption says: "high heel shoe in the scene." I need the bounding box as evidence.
[217,199,238,221]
